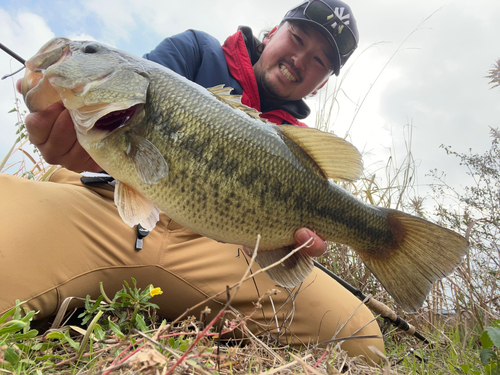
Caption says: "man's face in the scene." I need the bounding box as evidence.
[253,21,335,102]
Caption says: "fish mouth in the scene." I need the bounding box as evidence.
[94,105,139,133]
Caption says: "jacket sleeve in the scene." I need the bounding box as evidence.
[143,30,243,94]
[143,30,202,81]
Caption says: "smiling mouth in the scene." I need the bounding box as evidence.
[279,64,297,82]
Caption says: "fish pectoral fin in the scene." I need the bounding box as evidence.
[254,246,314,288]
[357,207,469,312]
[207,84,265,122]
[279,126,363,181]
[126,133,169,184]
[115,181,161,231]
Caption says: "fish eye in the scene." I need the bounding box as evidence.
[82,43,100,54]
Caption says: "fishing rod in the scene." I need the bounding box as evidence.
[313,260,431,345]
[0,42,26,80]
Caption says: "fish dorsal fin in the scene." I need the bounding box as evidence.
[115,181,161,231]
[126,133,169,184]
[279,125,363,181]
[207,85,265,122]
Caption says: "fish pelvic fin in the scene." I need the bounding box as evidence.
[254,246,314,288]
[126,133,169,184]
[279,126,363,182]
[115,180,161,231]
[358,207,469,312]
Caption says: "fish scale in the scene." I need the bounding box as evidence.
[21,37,469,312]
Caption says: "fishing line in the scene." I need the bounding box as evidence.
[0,42,26,80]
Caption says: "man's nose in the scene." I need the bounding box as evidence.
[292,52,308,71]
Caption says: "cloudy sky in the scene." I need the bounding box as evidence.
[1,0,499,210]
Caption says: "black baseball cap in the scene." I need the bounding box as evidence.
[282,0,359,76]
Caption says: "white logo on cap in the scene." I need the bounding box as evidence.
[330,7,350,34]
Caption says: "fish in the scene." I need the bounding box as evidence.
[21,37,468,312]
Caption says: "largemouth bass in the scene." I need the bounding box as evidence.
[21,37,468,312]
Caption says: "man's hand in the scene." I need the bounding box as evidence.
[243,228,328,258]
[17,79,102,172]
[294,228,328,257]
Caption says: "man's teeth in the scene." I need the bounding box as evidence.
[280,64,297,82]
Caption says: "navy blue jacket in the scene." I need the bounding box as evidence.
[144,30,243,95]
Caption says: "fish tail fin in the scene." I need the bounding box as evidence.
[358,207,469,312]
[254,247,314,288]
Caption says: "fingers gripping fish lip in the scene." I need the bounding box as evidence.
[22,38,72,111]
[24,37,72,74]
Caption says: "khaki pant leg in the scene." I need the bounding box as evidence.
[0,169,177,317]
[0,168,383,364]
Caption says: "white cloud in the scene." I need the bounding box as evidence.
[0,10,54,161]
[83,0,136,43]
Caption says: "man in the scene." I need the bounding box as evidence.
[2,0,384,364]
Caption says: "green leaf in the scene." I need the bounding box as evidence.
[83,295,92,311]
[8,108,17,113]
[93,324,105,341]
[35,354,64,361]
[13,329,39,340]
[30,343,43,351]
[116,292,133,300]
[0,301,27,325]
[63,331,80,350]
[168,337,176,348]
[17,342,54,353]
[0,308,16,325]
[135,314,148,332]
[4,346,20,366]
[108,318,125,338]
[142,302,160,309]
[481,349,498,366]
[12,301,23,321]
[0,320,26,335]
[19,358,36,366]
[46,331,66,340]
[486,327,500,348]
[20,309,37,323]
[80,314,92,325]
[482,330,495,349]
[122,280,131,294]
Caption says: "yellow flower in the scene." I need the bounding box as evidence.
[149,287,163,297]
